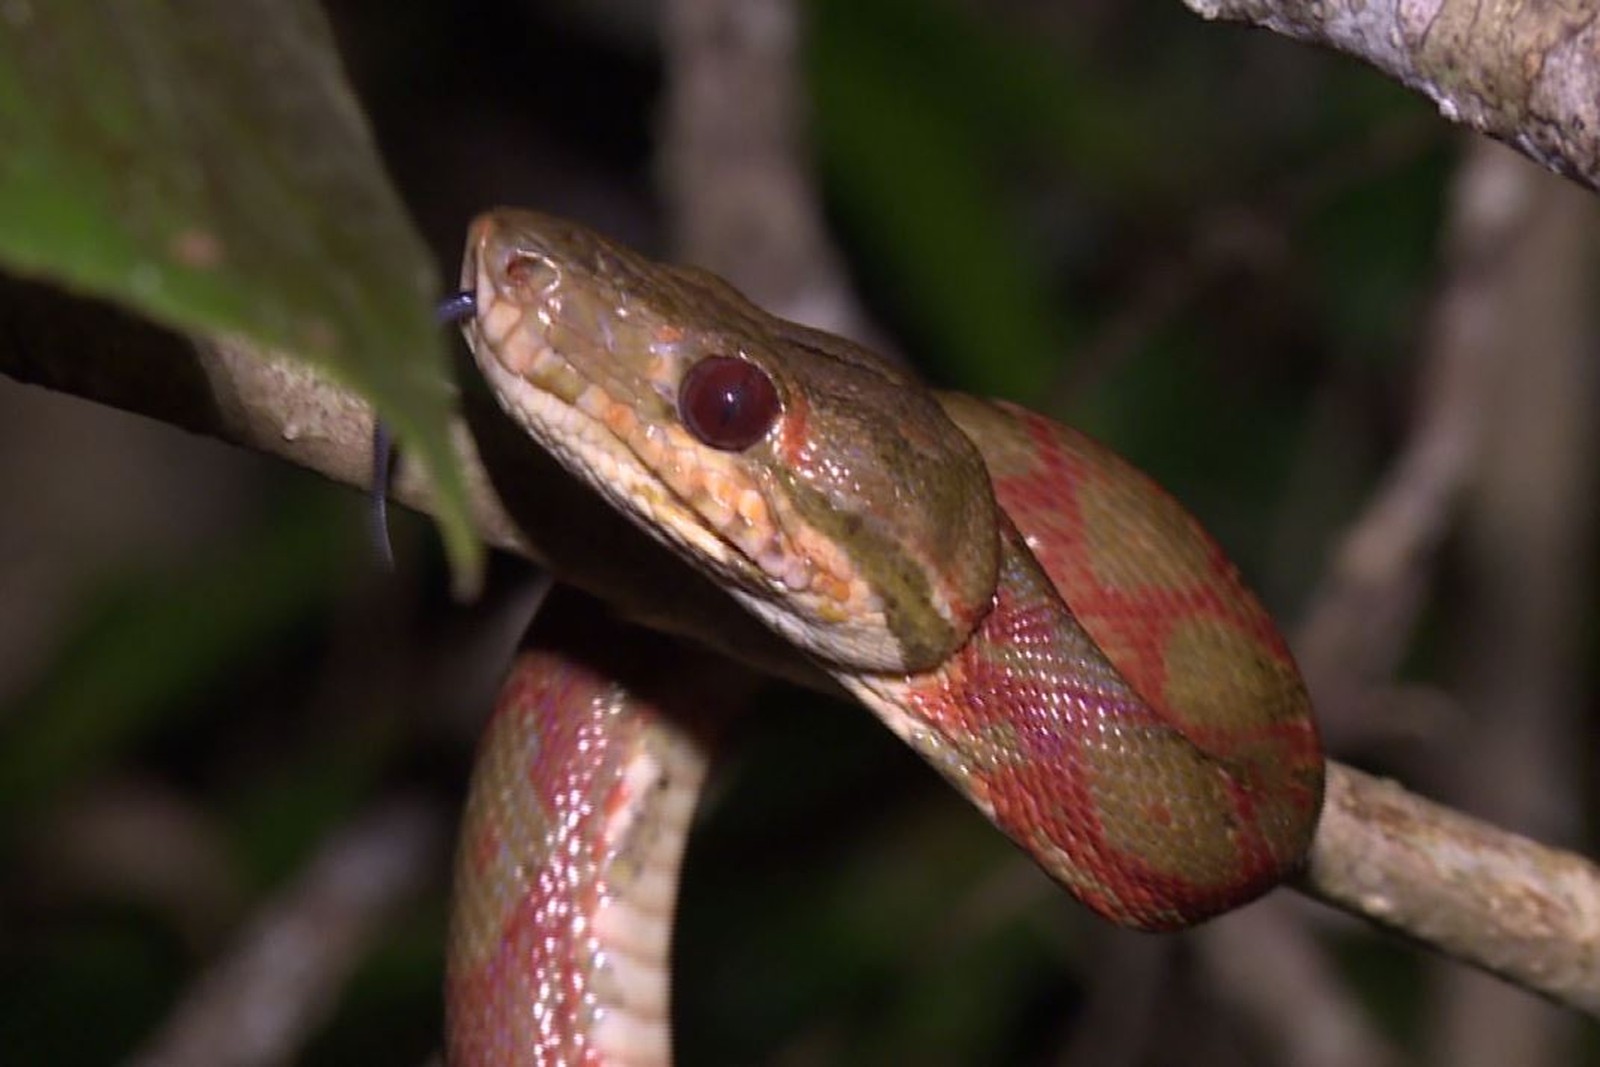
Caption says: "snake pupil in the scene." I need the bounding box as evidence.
[678,356,780,451]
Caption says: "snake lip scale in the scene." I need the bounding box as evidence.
[446,208,1326,1065]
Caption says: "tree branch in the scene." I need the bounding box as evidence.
[0,273,821,692]
[660,0,877,343]
[126,799,447,1067]
[4,232,1598,1023]
[1293,141,1531,752]
[1302,764,1600,1015]
[1182,0,1600,192]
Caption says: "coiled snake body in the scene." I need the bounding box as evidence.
[445,210,1324,1064]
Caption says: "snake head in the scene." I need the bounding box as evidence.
[460,209,1000,673]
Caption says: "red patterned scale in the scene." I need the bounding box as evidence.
[447,653,653,1065]
[899,401,1323,928]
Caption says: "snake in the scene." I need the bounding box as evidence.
[441,209,1325,1065]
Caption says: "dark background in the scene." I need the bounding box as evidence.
[1,1,1595,1063]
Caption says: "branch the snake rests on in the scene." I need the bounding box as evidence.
[444,209,1326,1065]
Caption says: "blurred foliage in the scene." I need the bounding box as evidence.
[2,0,1594,1065]
[0,0,480,584]
[0,495,356,823]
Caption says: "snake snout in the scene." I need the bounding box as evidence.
[466,212,566,302]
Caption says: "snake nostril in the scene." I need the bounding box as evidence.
[503,249,561,295]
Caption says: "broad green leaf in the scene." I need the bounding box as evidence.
[0,0,480,587]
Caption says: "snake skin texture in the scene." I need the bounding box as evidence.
[851,395,1323,928]
[447,611,742,1066]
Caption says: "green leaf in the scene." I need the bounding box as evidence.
[0,0,481,588]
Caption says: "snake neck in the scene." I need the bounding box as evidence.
[846,514,1322,930]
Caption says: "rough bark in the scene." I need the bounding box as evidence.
[1183,0,1600,192]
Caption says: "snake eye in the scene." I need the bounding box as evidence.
[678,356,781,451]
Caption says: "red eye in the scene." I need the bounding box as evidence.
[678,356,780,451]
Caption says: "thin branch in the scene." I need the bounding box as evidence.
[1049,110,1439,408]
[24,778,239,951]
[126,799,447,1067]
[1181,0,1600,193]
[1196,898,1404,1067]
[1301,764,1600,1015]
[1427,143,1599,1066]
[1294,141,1533,745]
[659,0,878,344]
[0,273,821,692]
